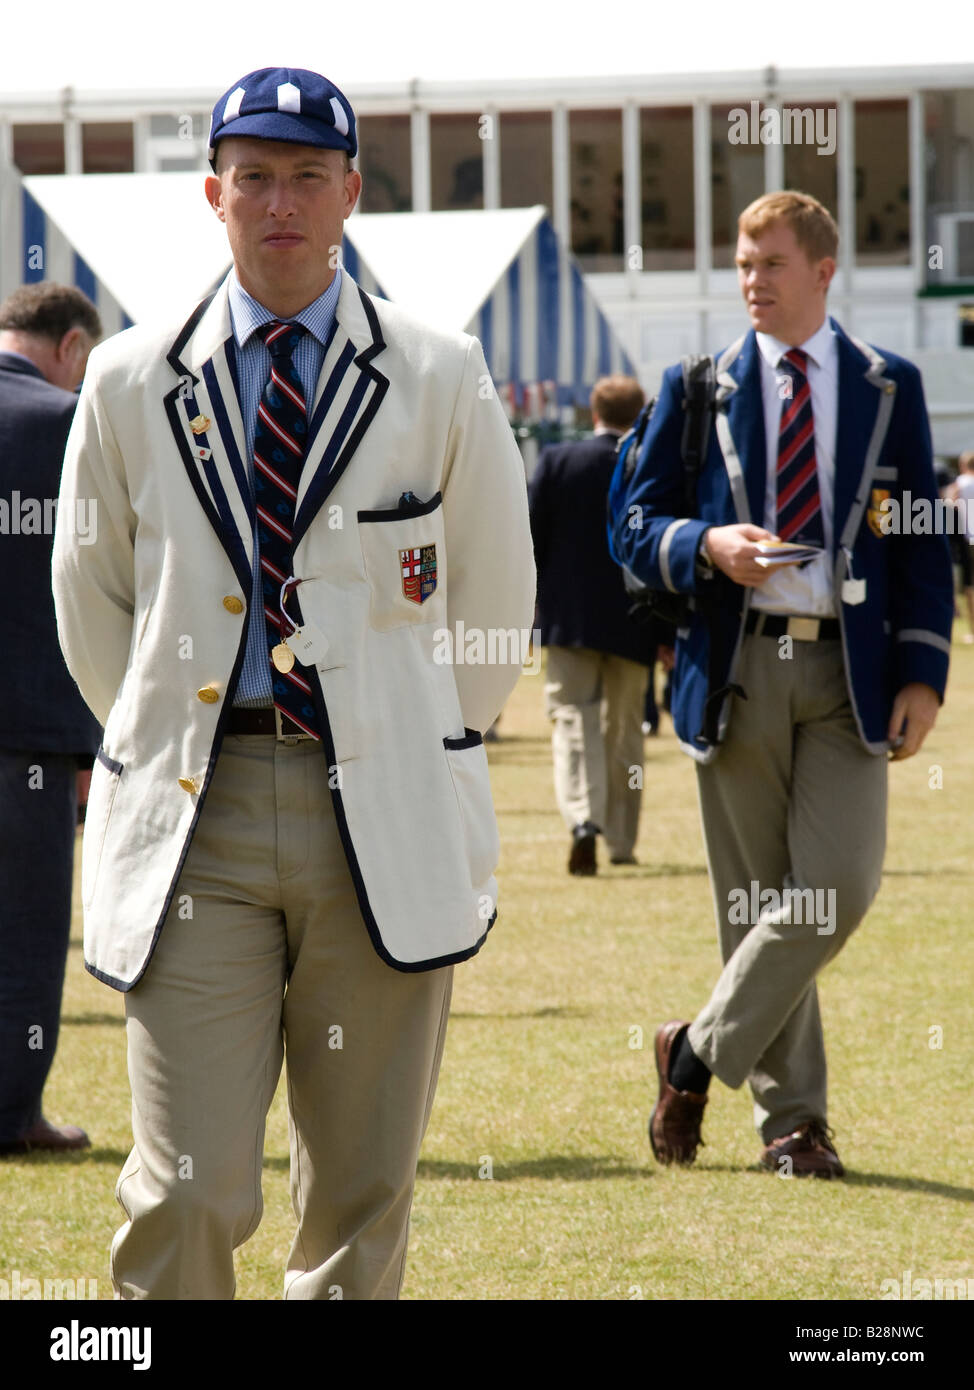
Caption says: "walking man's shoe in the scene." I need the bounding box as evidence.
[759,1121,845,1179]
[568,821,598,876]
[649,1021,708,1165]
[0,1116,91,1156]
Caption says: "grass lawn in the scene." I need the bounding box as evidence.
[2,632,973,1301]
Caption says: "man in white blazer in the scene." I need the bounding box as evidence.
[53,67,534,1300]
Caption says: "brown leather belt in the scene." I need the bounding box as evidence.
[226,707,317,741]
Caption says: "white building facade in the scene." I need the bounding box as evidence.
[3,62,973,447]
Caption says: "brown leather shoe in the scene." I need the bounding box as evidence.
[568,823,597,876]
[649,1021,707,1165]
[759,1121,844,1179]
[0,1117,91,1156]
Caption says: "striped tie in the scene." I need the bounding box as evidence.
[775,348,824,547]
[253,320,320,739]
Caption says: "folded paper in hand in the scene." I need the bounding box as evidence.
[754,540,824,569]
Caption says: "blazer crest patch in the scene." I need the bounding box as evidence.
[867,488,891,538]
[400,544,437,604]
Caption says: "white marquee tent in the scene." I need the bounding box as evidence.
[1,169,636,416]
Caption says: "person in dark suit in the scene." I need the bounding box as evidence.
[0,283,102,1155]
[614,191,952,1178]
[530,375,658,875]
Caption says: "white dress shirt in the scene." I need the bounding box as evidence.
[751,319,838,617]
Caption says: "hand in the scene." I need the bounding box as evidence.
[658,645,676,672]
[77,769,91,808]
[703,524,777,586]
[887,683,940,760]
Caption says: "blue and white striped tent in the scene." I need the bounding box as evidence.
[1,173,635,416]
[1,171,137,337]
[341,206,636,413]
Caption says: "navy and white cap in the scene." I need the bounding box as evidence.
[208,67,357,167]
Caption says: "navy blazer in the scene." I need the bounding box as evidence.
[0,352,101,756]
[613,320,953,760]
[529,431,655,666]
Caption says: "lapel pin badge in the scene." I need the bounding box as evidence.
[189,414,211,435]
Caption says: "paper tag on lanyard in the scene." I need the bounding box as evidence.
[279,576,329,665]
[286,623,329,665]
[840,547,866,606]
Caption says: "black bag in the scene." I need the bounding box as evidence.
[607,354,717,627]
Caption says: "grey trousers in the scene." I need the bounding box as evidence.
[111,735,453,1300]
[543,645,649,859]
[687,635,888,1144]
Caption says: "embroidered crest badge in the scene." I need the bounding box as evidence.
[867,488,891,538]
[400,544,437,604]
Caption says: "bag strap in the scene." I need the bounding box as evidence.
[679,353,716,515]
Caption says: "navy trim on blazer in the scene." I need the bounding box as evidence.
[162,389,253,600]
[443,729,483,750]
[165,294,212,377]
[292,287,390,547]
[95,747,123,776]
[358,490,443,523]
[201,352,257,536]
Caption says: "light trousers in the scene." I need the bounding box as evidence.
[687,636,887,1143]
[544,645,649,859]
[111,734,453,1299]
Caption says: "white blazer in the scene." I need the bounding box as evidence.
[53,273,535,989]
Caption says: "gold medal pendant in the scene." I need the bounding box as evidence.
[271,642,295,673]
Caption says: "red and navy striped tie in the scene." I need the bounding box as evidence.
[775,348,824,547]
[254,320,320,739]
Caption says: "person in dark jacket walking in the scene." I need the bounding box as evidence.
[0,282,101,1155]
[529,375,654,875]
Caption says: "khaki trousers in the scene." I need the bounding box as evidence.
[544,645,649,859]
[111,734,453,1300]
[687,635,887,1144]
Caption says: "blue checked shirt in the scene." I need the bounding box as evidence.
[227,268,342,707]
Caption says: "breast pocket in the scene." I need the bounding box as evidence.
[358,491,448,632]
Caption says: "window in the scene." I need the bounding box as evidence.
[854,101,909,266]
[82,122,135,173]
[925,89,974,284]
[782,102,838,228]
[500,111,552,212]
[570,108,623,272]
[711,104,764,268]
[430,114,483,211]
[357,115,411,213]
[12,123,65,174]
[640,106,694,271]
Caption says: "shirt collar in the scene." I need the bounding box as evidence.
[756,317,834,373]
[228,266,343,350]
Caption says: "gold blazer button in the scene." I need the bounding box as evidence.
[197,687,220,704]
[223,595,244,614]
[178,777,199,795]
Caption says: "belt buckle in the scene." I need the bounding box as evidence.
[787,617,820,642]
[274,708,310,744]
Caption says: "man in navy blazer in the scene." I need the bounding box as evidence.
[0,283,101,1155]
[530,376,658,874]
[614,192,952,1177]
